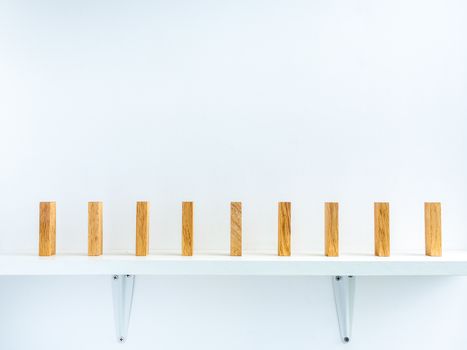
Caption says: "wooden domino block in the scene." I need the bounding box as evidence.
[425,202,442,256]
[88,202,103,256]
[325,202,339,257]
[374,202,390,256]
[136,201,150,256]
[278,202,291,256]
[182,202,194,256]
[39,202,56,256]
[230,202,242,256]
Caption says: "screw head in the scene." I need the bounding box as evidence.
[344,337,350,343]
[113,275,119,280]
[119,336,125,343]
[335,276,341,281]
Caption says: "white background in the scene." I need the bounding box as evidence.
[1,0,467,348]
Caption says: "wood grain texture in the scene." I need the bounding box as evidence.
[136,201,150,256]
[182,202,194,256]
[374,202,390,256]
[230,202,242,256]
[278,202,291,256]
[325,202,339,257]
[425,202,442,256]
[39,202,56,256]
[88,202,103,256]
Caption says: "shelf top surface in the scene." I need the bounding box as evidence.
[2,252,467,276]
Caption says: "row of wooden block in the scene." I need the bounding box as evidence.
[39,201,442,257]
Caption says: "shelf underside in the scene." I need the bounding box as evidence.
[2,252,467,276]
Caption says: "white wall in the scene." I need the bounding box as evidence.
[1,0,467,348]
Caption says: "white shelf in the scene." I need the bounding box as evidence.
[3,252,466,344]
[2,252,467,276]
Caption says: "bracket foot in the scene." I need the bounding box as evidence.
[112,274,135,343]
[332,276,355,343]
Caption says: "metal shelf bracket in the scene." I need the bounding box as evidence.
[112,274,135,343]
[332,275,355,343]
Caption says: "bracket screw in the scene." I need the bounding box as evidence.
[335,276,341,281]
[119,336,125,343]
[113,275,119,280]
